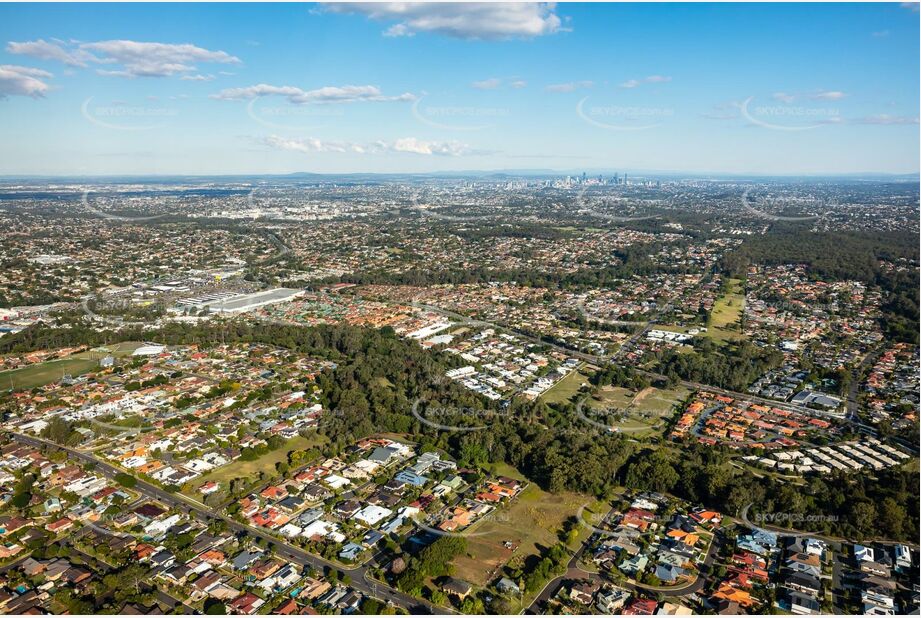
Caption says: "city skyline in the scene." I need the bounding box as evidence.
[0,2,919,176]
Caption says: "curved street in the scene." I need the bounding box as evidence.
[526,519,722,613]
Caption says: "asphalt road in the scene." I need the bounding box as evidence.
[525,512,722,614]
[737,504,920,550]
[6,431,442,615]
[414,302,830,412]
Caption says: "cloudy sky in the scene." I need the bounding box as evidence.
[0,2,918,176]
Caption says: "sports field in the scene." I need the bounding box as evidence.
[0,342,143,391]
[0,358,100,391]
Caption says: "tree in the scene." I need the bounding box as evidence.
[114,472,137,488]
[10,492,30,509]
[40,417,81,446]
[624,449,679,493]
[850,502,877,538]
[361,598,381,614]
[53,588,94,614]
[878,497,906,538]
[204,599,226,614]
[101,563,148,604]
[430,591,448,606]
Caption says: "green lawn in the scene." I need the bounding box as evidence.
[653,279,746,346]
[539,366,589,404]
[594,384,690,414]
[100,341,146,356]
[708,278,746,338]
[0,341,145,391]
[182,433,328,499]
[0,357,102,391]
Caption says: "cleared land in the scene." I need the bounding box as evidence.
[0,358,101,391]
[652,279,745,346]
[0,342,143,391]
[450,462,603,592]
[183,433,328,501]
[539,366,589,404]
[707,277,746,339]
[103,341,147,355]
[585,385,691,434]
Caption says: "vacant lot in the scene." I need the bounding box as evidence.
[708,278,745,338]
[183,433,328,501]
[584,384,691,434]
[653,278,745,346]
[450,462,603,593]
[104,341,146,355]
[594,384,691,415]
[539,366,589,404]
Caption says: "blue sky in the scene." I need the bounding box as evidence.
[0,2,918,176]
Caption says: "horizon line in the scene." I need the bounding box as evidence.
[1,170,919,181]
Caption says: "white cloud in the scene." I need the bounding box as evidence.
[854,114,919,125]
[388,136,471,156]
[872,30,890,37]
[472,77,502,90]
[262,134,475,156]
[621,75,672,88]
[212,83,415,104]
[768,90,846,103]
[324,2,565,40]
[901,2,919,13]
[6,39,94,67]
[180,74,215,82]
[7,38,239,78]
[263,135,365,154]
[384,23,414,38]
[546,80,593,93]
[810,90,846,100]
[0,64,52,98]
[701,101,742,121]
[471,77,527,90]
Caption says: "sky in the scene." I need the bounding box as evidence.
[0,2,918,176]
